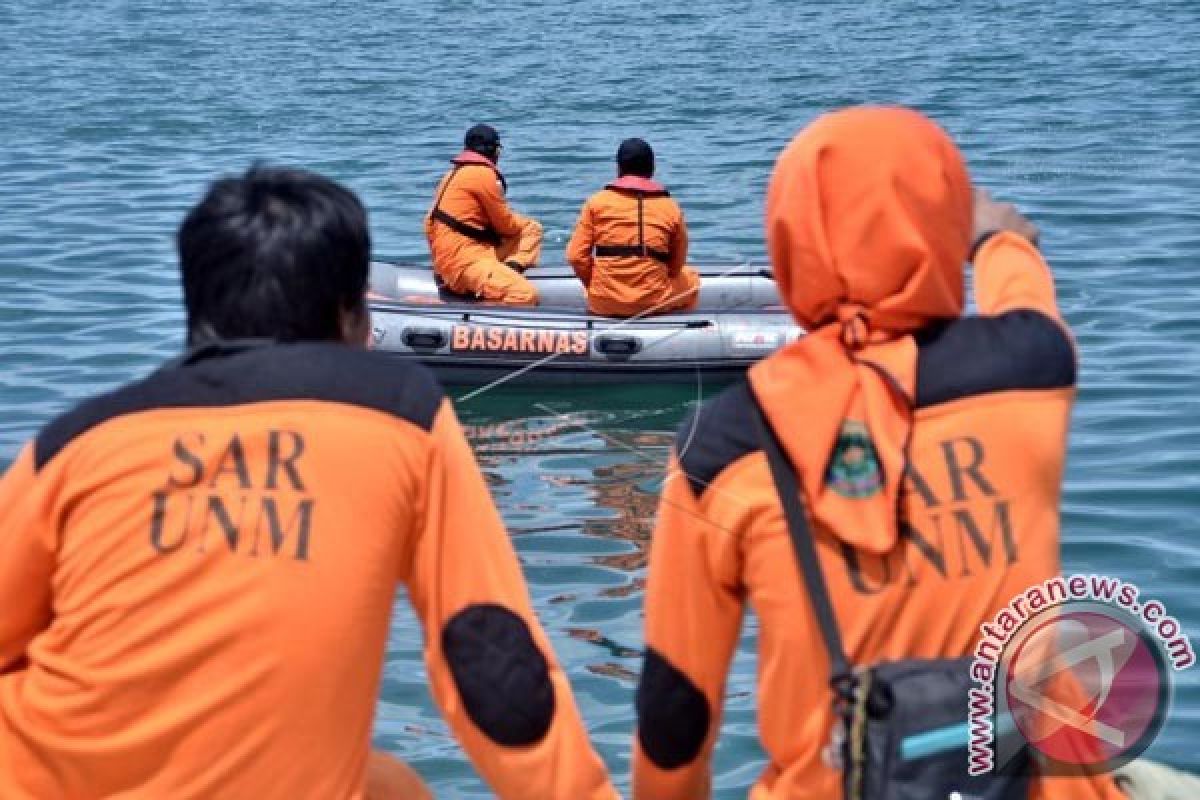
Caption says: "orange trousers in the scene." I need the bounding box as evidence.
[661,266,701,314]
[367,750,432,800]
[588,265,701,317]
[450,218,542,306]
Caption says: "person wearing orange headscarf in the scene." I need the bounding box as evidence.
[632,107,1124,799]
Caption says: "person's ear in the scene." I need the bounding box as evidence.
[340,298,371,348]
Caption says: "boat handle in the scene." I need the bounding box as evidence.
[595,334,642,356]
[402,328,447,350]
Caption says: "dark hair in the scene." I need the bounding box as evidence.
[617,138,655,178]
[177,165,370,344]
[464,124,501,161]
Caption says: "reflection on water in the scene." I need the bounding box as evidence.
[433,385,765,796]
[3,0,1199,794]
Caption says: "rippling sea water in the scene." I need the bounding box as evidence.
[2,1,1199,795]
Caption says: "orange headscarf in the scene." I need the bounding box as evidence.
[749,106,972,554]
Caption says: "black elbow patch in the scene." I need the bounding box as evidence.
[441,604,555,747]
[636,647,711,769]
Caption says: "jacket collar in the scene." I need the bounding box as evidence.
[450,150,506,190]
[605,175,669,195]
[173,338,280,367]
[452,150,499,169]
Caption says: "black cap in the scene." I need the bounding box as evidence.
[464,124,501,154]
[616,138,654,178]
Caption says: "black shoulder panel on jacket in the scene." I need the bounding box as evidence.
[441,603,555,747]
[636,647,711,769]
[914,309,1076,409]
[670,312,1071,496]
[34,342,444,470]
[674,381,761,497]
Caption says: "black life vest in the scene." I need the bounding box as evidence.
[429,151,507,246]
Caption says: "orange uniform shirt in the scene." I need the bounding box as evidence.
[424,154,535,287]
[633,235,1123,799]
[0,342,614,799]
[566,179,693,317]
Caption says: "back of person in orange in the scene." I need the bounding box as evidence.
[425,124,542,306]
[0,166,616,800]
[566,138,700,317]
[632,108,1124,799]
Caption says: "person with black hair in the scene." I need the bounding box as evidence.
[178,164,373,346]
[424,124,543,305]
[566,138,700,316]
[0,165,617,799]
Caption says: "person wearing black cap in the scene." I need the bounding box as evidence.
[565,138,699,317]
[424,124,542,305]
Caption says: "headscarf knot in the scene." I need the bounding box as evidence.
[837,303,870,350]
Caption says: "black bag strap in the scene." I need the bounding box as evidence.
[432,165,461,213]
[753,402,855,690]
[430,166,504,247]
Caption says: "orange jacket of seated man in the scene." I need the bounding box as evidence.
[566,138,700,317]
[424,124,542,306]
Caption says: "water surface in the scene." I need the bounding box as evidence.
[2,1,1199,795]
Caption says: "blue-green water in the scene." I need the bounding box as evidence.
[3,1,1199,796]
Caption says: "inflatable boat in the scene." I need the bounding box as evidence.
[367,261,799,386]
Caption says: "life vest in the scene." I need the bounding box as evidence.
[594,176,672,264]
[429,151,507,247]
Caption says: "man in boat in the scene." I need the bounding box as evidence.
[632,108,1125,799]
[425,124,543,306]
[0,166,616,799]
[566,138,700,317]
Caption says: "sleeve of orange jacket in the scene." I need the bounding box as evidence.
[471,170,528,239]
[0,445,55,673]
[565,200,595,286]
[973,231,1060,319]
[667,205,688,277]
[407,400,616,800]
[633,454,745,800]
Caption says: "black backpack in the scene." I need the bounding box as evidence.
[754,405,1031,799]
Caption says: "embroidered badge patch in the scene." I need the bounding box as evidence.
[824,420,883,498]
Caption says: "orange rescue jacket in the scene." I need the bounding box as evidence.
[566,176,688,316]
[0,341,615,800]
[632,236,1122,799]
[425,151,531,286]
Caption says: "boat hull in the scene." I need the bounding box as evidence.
[367,261,798,387]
